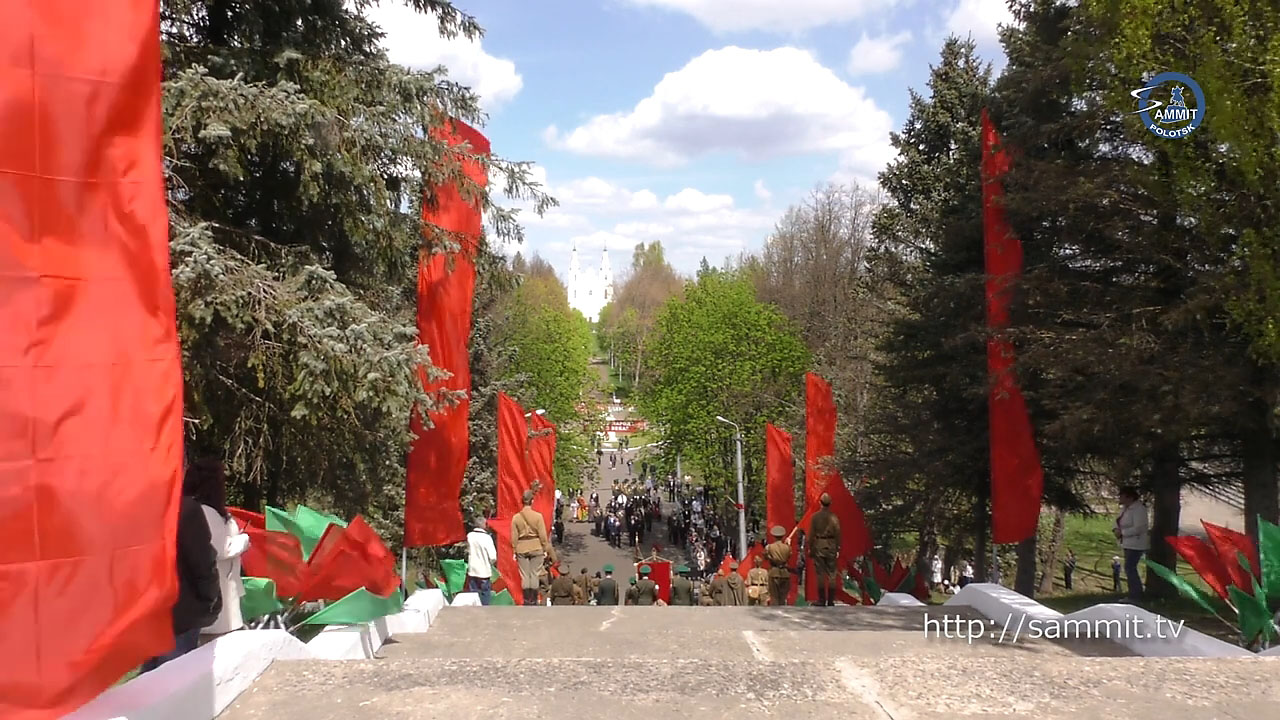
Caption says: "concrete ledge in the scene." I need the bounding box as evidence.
[385,607,430,635]
[877,592,925,607]
[944,583,1063,628]
[404,588,446,624]
[450,591,482,607]
[307,623,378,660]
[1060,603,1253,658]
[68,630,311,720]
[1259,645,1280,657]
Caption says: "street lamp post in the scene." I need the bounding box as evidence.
[715,415,748,561]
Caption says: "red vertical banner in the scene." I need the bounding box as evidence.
[490,392,531,604]
[404,118,490,548]
[0,3,184,716]
[981,108,1043,544]
[528,412,557,523]
[765,423,795,535]
[639,561,672,603]
[805,373,836,508]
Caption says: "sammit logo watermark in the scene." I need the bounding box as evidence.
[1129,72,1205,139]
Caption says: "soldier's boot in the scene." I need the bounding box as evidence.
[523,589,537,606]
[815,588,826,606]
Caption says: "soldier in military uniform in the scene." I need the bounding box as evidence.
[698,579,716,606]
[575,567,592,605]
[746,555,770,606]
[669,565,694,606]
[708,569,728,606]
[511,489,555,606]
[625,577,639,605]
[549,562,580,606]
[808,492,842,607]
[634,564,659,606]
[724,560,747,606]
[764,525,793,606]
[597,565,620,606]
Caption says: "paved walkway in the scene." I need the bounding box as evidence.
[220,606,1278,720]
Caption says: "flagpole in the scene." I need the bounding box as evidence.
[402,545,409,595]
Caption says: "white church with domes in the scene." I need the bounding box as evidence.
[567,241,614,323]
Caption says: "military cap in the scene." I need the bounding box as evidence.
[522,489,535,505]
[639,564,652,574]
[771,525,786,538]
[676,564,690,573]
[629,577,637,585]
[580,567,588,574]
[603,564,615,573]
[820,492,832,506]
[729,560,739,570]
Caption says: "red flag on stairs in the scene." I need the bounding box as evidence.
[980,109,1044,544]
[491,392,534,605]
[0,3,185,716]
[404,119,489,548]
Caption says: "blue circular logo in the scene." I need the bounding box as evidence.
[1133,72,1205,139]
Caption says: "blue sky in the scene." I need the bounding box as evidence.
[366,0,1012,277]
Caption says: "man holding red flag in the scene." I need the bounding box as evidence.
[808,493,842,607]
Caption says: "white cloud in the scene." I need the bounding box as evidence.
[753,180,772,203]
[364,2,523,109]
[663,188,734,213]
[544,46,895,181]
[945,0,1014,45]
[847,31,912,75]
[625,0,897,34]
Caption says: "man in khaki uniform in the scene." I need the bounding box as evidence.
[764,526,793,606]
[575,567,592,605]
[549,562,579,606]
[809,493,842,607]
[625,577,639,605]
[724,560,747,606]
[669,565,694,606]
[746,555,770,606]
[635,564,659,606]
[512,490,555,606]
[709,571,728,606]
[698,580,716,606]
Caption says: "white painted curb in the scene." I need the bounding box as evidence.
[877,592,925,607]
[945,583,1063,628]
[1061,603,1253,658]
[1259,645,1280,657]
[68,630,311,720]
[74,589,445,719]
[450,591,482,606]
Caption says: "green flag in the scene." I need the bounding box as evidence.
[441,558,468,595]
[301,587,404,626]
[1144,558,1219,615]
[434,578,452,602]
[860,562,883,603]
[1258,516,1280,609]
[1228,582,1276,646]
[894,567,917,594]
[241,577,283,621]
[264,504,344,560]
[491,589,515,605]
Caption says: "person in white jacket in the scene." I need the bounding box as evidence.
[188,457,251,636]
[1113,486,1150,601]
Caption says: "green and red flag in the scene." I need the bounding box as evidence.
[0,3,184,716]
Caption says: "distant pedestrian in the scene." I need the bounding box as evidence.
[959,560,974,588]
[465,517,496,606]
[1111,556,1122,592]
[1063,549,1076,591]
[1114,486,1149,601]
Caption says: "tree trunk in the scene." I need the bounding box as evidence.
[1037,508,1066,596]
[1014,535,1037,598]
[1145,442,1182,599]
[1242,390,1278,543]
[973,495,990,582]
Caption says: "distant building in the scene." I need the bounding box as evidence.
[567,241,613,322]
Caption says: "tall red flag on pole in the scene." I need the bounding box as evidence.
[0,3,184,716]
[490,393,532,604]
[404,119,489,548]
[528,412,557,524]
[765,423,795,534]
[804,373,837,510]
[980,108,1043,544]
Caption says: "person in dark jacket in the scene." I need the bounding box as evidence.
[141,488,222,672]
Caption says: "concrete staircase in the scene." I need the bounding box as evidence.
[218,605,1276,720]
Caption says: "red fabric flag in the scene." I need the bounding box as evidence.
[797,479,873,603]
[981,108,1044,544]
[717,553,734,576]
[805,373,837,509]
[0,4,185,716]
[297,516,398,602]
[737,544,764,579]
[1167,534,1232,601]
[228,507,306,600]
[765,423,796,535]
[1201,522,1259,590]
[528,412,557,523]
[491,393,532,604]
[404,119,490,548]
[639,561,673,603]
